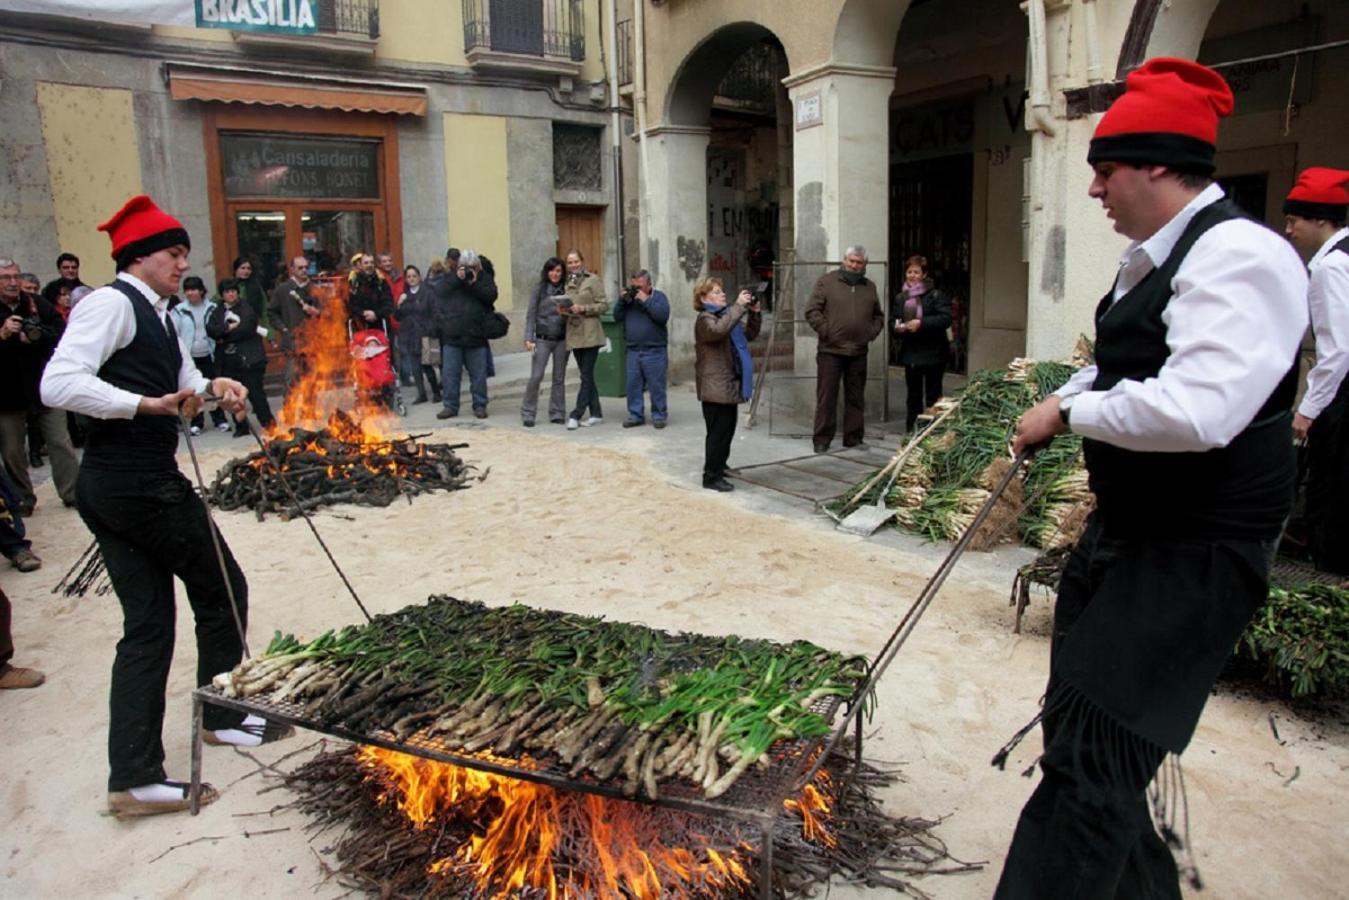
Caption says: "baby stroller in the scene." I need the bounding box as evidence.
[349,324,408,416]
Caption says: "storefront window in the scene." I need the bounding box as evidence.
[221,133,381,200]
[302,210,375,276]
[234,211,287,294]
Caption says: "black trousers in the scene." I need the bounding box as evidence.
[814,351,867,447]
[905,361,945,431]
[76,467,248,791]
[994,518,1270,899]
[702,401,738,482]
[570,346,601,420]
[1305,399,1348,574]
[229,362,274,434]
[0,585,13,670]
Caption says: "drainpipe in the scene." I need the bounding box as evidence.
[634,0,651,262]
[1022,0,1057,137]
[1082,0,1105,84]
[606,0,625,293]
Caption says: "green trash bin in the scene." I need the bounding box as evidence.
[594,311,627,397]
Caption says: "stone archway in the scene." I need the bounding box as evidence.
[1117,0,1222,75]
[645,22,792,368]
[833,0,911,68]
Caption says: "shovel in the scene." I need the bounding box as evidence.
[836,456,906,535]
[835,401,961,536]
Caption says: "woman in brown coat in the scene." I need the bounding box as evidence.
[693,277,761,491]
[561,249,608,429]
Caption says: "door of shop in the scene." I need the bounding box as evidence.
[227,205,387,295]
[555,205,604,275]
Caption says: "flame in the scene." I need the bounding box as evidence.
[356,744,843,899]
[784,774,837,849]
[271,276,400,442]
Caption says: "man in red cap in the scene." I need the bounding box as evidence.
[1003,59,1308,896]
[41,195,288,818]
[1284,166,1349,574]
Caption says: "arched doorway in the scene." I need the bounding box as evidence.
[650,23,791,362]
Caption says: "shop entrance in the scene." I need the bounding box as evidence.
[889,152,973,373]
[228,204,387,295]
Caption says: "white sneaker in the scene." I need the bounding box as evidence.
[582,416,603,427]
[189,425,202,436]
[216,422,231,433]
[566,417,579,430]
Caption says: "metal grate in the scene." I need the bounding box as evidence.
[1270,557,1349,590]
[196,686,855,825]
[316,0,379,39]
[553,124,602,190]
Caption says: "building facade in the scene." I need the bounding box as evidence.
[0,0,623,318]
[622,0,1347,410]
[2,1,1345,407]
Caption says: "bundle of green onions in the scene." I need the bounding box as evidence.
[214,596,871,801]
[839,356,1092,547]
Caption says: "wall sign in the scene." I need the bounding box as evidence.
[795,92,822,130]
[221,133,380,199]
[196,0,317,34]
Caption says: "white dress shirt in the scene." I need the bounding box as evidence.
[1056,184,1309,452]
[1297,226,1349,420]
[40,273,210,419]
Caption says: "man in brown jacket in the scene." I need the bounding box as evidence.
[804,245,884,451]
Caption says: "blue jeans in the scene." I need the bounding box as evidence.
[625,346,668,423]
[441,344,489,413]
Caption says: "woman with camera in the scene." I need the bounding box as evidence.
[561,249,607,429]
[693,278,760,491]
[207,278,275,437]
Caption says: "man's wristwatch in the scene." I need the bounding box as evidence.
[1058,395,1075,428]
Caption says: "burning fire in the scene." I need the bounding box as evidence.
[357,745,838,899]
[271,277,400,442]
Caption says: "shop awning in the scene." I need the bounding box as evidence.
[166,65,427,116]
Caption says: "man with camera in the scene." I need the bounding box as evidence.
[0,257,77,514]
[432,249,499,419]
[613,269,671,428]
[269,255,322,395]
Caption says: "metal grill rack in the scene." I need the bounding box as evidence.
[191,684,864,899]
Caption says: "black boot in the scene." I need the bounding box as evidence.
[425,366,442,403]
[412,368,429,404]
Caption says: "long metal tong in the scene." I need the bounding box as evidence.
[792,446,1034,792]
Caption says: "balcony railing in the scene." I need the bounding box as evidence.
[462,0,584,61]
[617,18,633,86]
[317,0,379,39]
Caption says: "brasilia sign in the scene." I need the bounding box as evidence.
[195,0,317,34]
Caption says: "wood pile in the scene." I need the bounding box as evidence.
[208,410,476,519]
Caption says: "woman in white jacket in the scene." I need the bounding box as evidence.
[168,276,227,434]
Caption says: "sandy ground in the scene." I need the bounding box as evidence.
[2,423,1346,899]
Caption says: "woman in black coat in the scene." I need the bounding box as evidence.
[207,278,276,436]
[892,254,952,433]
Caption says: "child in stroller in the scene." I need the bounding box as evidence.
[349,326,408,416]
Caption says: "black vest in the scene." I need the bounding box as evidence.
[1084,199,1298,540]
[81,279,184,472]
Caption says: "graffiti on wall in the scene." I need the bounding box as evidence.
[706,148,779,286]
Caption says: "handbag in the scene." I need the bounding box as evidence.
[482,311,511,340]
